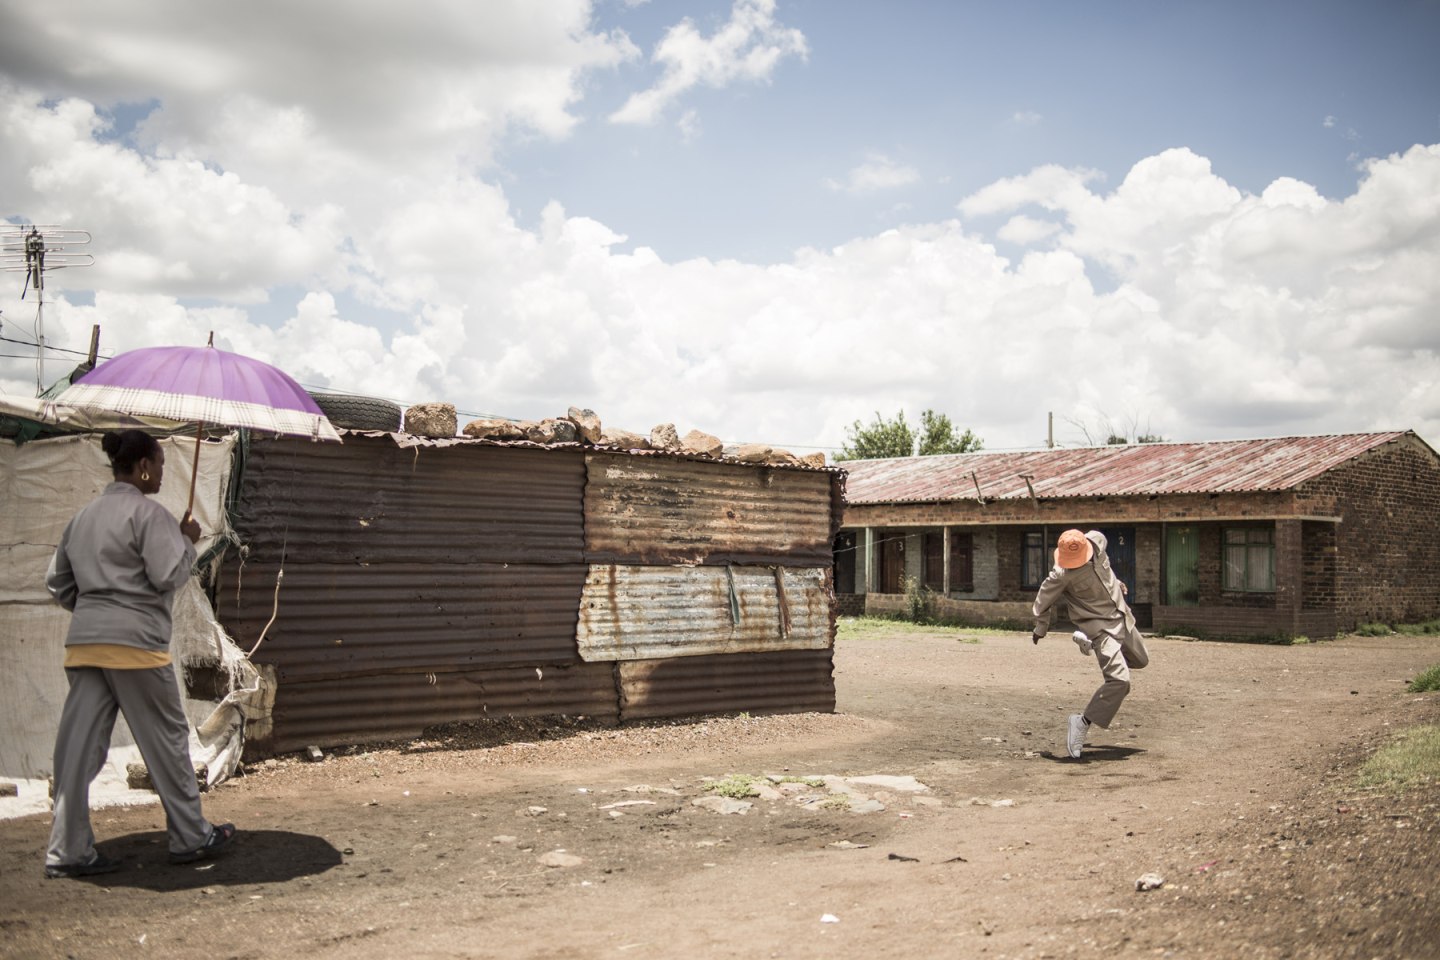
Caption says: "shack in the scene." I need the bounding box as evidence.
[215,432,843,755]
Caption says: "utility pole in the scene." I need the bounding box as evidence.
[0,224,94,394]
[1047,411,1054,449]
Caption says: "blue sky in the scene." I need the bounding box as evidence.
[2,0,1438,453]
[502,0,1440,264]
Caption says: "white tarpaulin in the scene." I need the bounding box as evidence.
[0,431,257,819]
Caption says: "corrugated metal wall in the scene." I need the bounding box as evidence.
[576,564,832,661]
[219,562,590,681]
[233,436,586,564]
[618,649,836,721]
[584,453,835,566]
[265,663,620,754]
[218,435,840,755]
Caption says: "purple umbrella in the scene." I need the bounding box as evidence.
[57,333,341,515]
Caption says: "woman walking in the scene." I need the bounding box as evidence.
[43,429,236,878]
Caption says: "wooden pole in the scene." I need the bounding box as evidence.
[185,420,204,520]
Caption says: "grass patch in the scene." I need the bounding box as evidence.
[836,615,987,643]
[1355,724,1440,794]
[819,795,851,811]
[1396,619,1440,636]
[703,773,823,798]
[1356,622,1393,636]
[703,774,763,799]
[1409,664,1440,693]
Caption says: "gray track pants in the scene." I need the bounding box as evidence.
[1083,630,1150,729]
[47,665,211,866]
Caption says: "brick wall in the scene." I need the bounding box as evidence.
[1294,436,1440,628]
[1135,525,1161,604]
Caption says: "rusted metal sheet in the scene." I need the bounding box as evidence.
[232,435,586,564]
[255,662,619,754]
[216,562,587,682]
[576,564,833,661]
[843,432,1411,504]
[619,649,835,721]
[584,452,837,565]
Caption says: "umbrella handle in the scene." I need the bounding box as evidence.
[185,420,204,521]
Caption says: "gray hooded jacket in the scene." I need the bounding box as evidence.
[1032,530,1142,650]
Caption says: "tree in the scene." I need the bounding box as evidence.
[837,409,984,460]
[918,409,984,455]
[837,410,915,460]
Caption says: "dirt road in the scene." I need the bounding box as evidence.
[3,627,1437,960]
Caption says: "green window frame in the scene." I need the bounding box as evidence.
[1223,526,1275,593]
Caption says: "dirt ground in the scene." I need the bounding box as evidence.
[2,626,1438,960]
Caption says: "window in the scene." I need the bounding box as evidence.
[1223,526,1275,592]
[1021,531,1048,588]
[922,533,945,591]
[950,532,974,592]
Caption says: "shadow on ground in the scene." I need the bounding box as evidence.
[1038,746,1147,763]
[66,829,342,890]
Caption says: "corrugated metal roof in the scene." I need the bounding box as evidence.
[233,435,586,564]
[842,432,1415,504]
[257,662,620,754]
[217,562,587,682]
[618,649,835,721]
[576,564,832,661]
[584,452,837,565]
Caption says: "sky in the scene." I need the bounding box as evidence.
[1,0,1438,455]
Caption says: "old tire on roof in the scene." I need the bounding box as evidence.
[307,392,403,432]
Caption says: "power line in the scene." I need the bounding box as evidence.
[0,332,110,360]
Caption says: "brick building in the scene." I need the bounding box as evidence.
[836,432,1440,639]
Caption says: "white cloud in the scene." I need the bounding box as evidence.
[608,0,807,125]
[997,215,1061,245]
[1011,110,1043,126]
[1323,115,1337,128]
[2,7,1437,455]
[825,155,921,194]
[677,108,702,143]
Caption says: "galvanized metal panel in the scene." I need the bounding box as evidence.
[216,562,587,682]
[257,661,620,754]
[619,649,835,721]
[232,435,586,564]
[576,564,832,662]
[584,452,836,566]
[843,433,1411,504]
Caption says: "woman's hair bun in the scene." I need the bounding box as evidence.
[102,429,159,474]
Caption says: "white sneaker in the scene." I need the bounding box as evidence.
[1066,714,1088,758]
[1072,630,1093,655]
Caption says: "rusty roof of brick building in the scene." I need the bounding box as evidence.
[841,432,1422,504]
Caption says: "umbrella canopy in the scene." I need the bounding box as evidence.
[58,343,342,442]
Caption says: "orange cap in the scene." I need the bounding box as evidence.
[1055,529,1093,569]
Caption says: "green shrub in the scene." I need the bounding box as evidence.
[902,575,934,623]
[1409,664,1440,693]
[1356,622,1393,636]
[1396,619,1440,636]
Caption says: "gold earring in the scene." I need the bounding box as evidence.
[141,470,150,482]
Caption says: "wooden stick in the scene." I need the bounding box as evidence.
[185,419,204,520]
